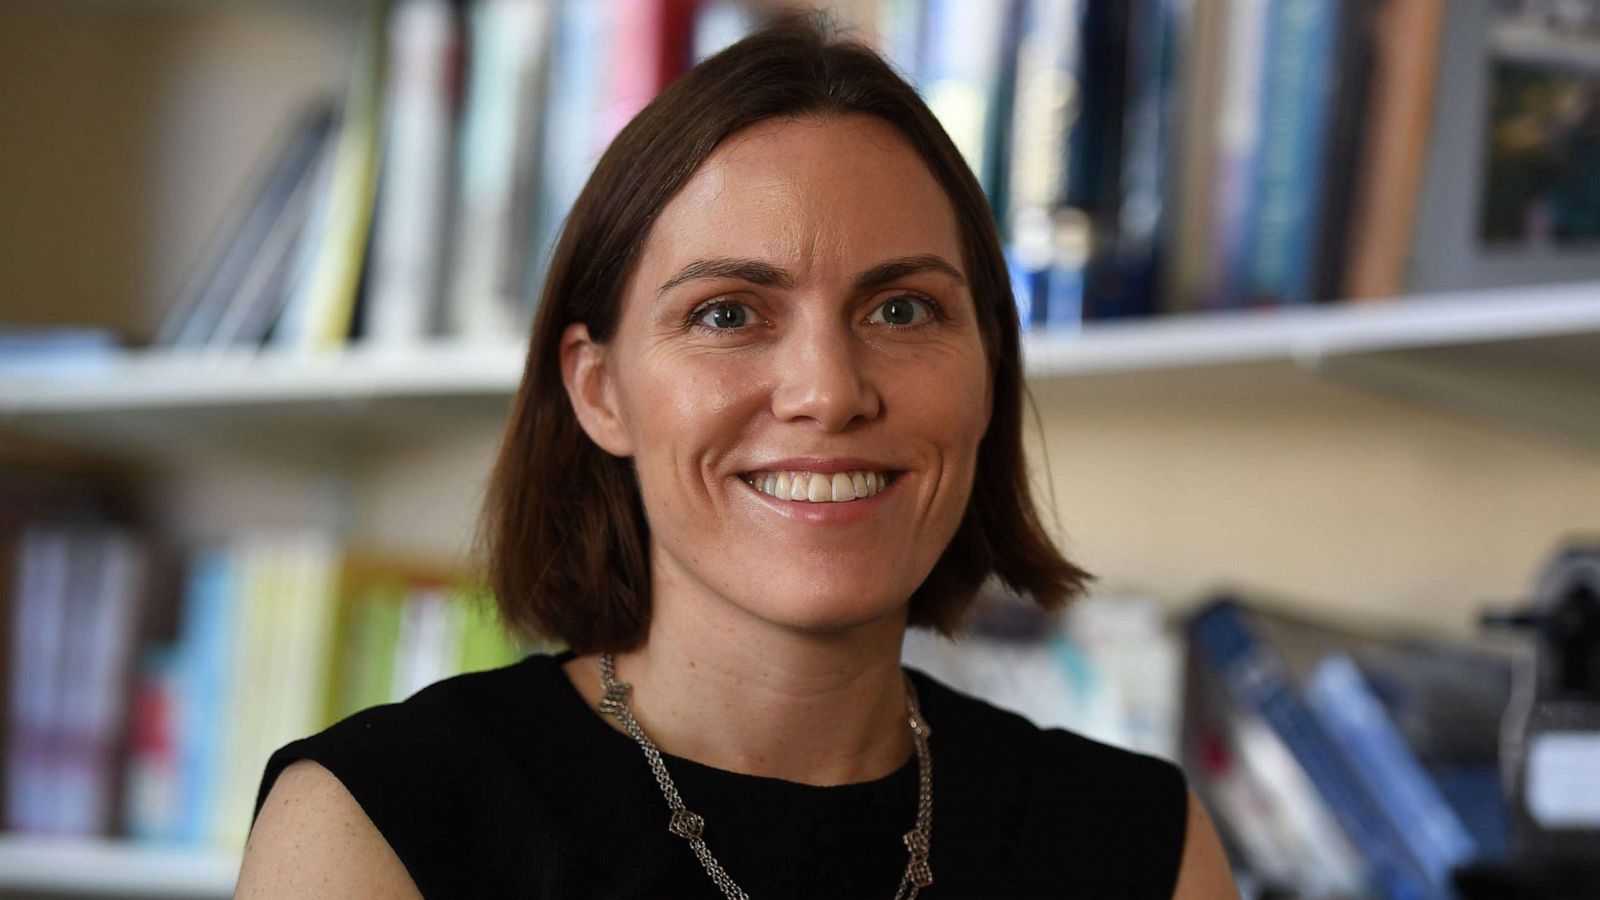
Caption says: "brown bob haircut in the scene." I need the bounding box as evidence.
[478,11,1092,653]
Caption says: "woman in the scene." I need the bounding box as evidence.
[238,13,1235,899]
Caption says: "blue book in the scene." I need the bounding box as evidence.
[1189,600,1434,900]
[174,547,240,846]
[1306,653,1478,897]
[1239,0,1342,305]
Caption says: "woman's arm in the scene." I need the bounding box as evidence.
[1171,787,1240,899]
[234,759,424,899]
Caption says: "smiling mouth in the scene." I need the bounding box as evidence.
[740,469,899,503]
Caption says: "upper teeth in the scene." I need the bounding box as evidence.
[744,470,890,502]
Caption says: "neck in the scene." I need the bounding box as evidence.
[564,572,914,786]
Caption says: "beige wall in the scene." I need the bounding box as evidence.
[1027,364,1600,636]
[0,2,346,339]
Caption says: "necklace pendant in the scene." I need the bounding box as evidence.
[599,680,631,715]
[668,808,706,840]
[908,856,933,888]
[903,828,933,887]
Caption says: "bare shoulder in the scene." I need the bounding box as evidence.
[1170,787,1239,900]
[235,759,423,899]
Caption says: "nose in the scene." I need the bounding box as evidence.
[769,316,882,431]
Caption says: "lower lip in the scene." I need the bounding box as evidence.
[739,474,902,524]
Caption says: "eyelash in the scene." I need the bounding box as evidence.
[685,294,945,335]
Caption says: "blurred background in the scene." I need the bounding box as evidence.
[1,0,1598,897]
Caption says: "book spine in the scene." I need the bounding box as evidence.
[6,527,70,833]
[530,0,609,321]
[1208,0,1270,310]
[366,0,461,347]
[920,0,1010,197]
[1305,654,1478,895]
[1164,0,1228,314]
[1340,0,1445,301]
[1190,601,1435,900]
[1241,0,1342,307]
[78,531,145,835]
[1004,0,1085,331]
[177,546,237,845]
[299,3,388,351]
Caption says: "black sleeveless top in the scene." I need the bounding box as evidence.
[253,650,1188,898]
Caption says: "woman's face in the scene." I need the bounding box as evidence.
[564,113,992,635]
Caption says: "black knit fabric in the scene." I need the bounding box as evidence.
[253,649,1188,899]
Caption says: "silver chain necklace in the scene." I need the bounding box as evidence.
[597,652,935,899]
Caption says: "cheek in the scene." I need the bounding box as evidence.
[891,350,991,449]
[623,351,762,467]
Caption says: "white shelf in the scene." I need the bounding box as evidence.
[0,835,236,898]
[3,282,1598,460]
[1021,280,1600,376]
[0,337,528,413]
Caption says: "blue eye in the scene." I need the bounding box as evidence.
[696,301,753,329]
[869,295,935,326]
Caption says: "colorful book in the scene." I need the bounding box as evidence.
[1188,599,1435,899]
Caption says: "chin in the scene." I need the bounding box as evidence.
[739,580,910,635]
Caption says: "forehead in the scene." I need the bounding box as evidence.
[635,113,965,282]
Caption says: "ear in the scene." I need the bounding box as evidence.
[559,322,634,458]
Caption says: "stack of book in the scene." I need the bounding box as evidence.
[1184,597,1515,899]
[0,511,536,854]
[148,0,1600,354]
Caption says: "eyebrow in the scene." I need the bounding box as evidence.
[656,253,966,299]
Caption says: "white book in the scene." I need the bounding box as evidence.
[366,0,460,348]
[392,586,456,700]
[447,0,555,340]
[6,527,70,833]
[66,531,145,834]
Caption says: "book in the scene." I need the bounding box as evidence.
[601,0,696,146]
[1237,0,1344,307]
[1004,0,1085,330]
[1307,0,1381,303]
[274,4,388,352]
[1206,0,1270,311]
[363,0,464,349]
[1305,652,1480,895]
[448,0,557,340]
[920,0,1012,204]
[204,110,339,353]
[1181,636,1369,894]
[1164,0,1229,314]
[0,327,124,376]
[156,106,336,350]
[57,529,147,835]
[5,526,70,833]
[1340,0,1444,301]
[1188,598,1435,899]
[530,0,611,310]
